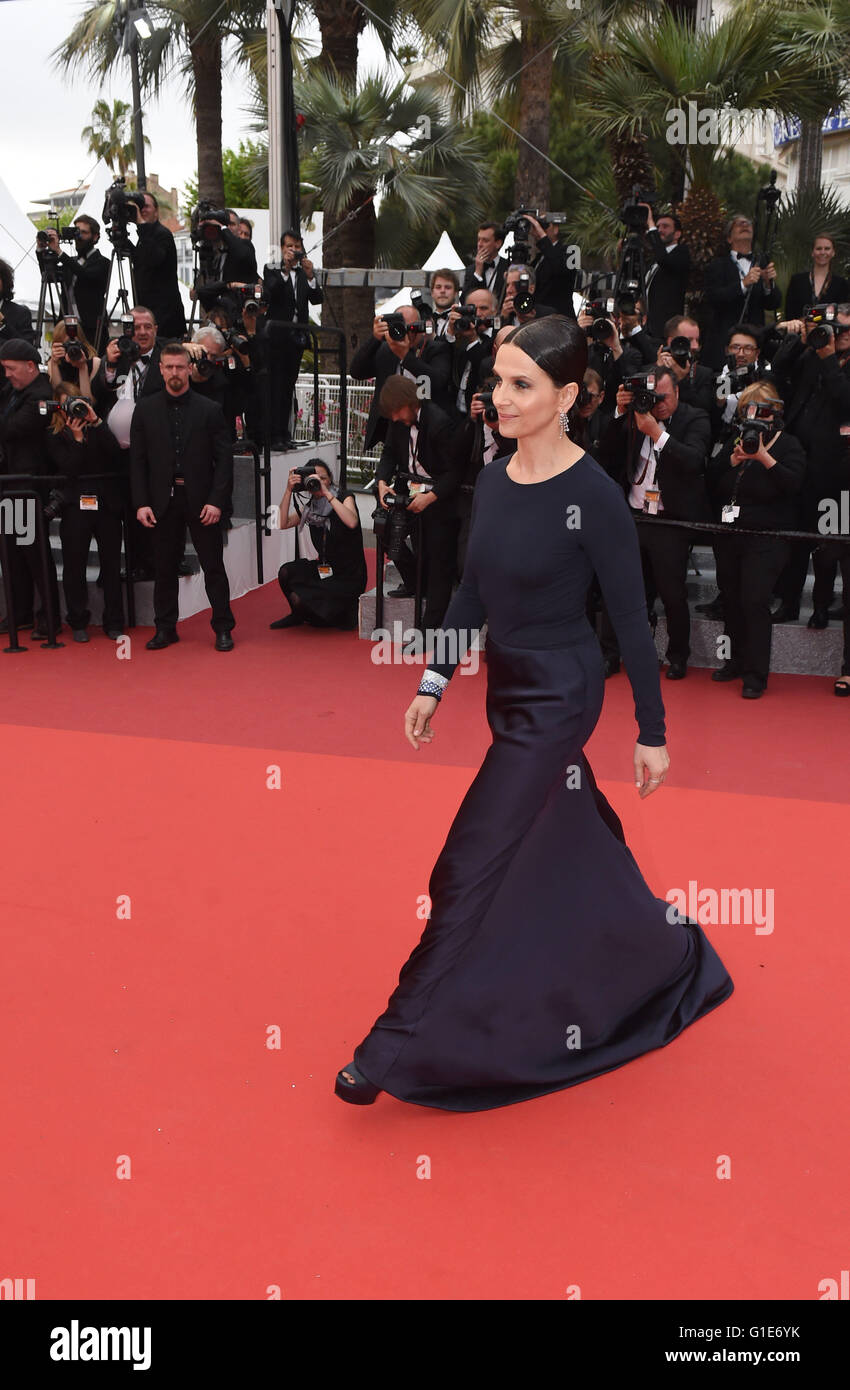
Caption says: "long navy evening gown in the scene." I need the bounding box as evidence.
[353,452,734,1111]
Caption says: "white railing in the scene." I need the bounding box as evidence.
[293,374,381,481]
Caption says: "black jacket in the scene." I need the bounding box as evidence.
[349,332,453,449]
[45,419,127,513]
[600,400,712,521]
[56,246,111,348]
[770,332,850,502]
[677,362,716,417]
[92,342,164,419]
[449,333,494,415]
[375,400,461,502]
[616,328,662,379]
[644,233,691,339]
[130,221,186,338]
[706,429,806,530]
[263,263,323,335]
[129,389,233,519]
[462,258,507,304]
[0,372,53,475]
[784,270,850,324]
[702,254,781,369]
[195,229,258,315]
[531,236,577,318]
[0,296,35,347]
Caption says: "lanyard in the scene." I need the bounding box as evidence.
[634,434,658,486]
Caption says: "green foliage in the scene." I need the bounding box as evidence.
[772,184,850,292]
[182,140,270,216]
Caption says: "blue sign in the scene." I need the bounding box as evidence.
[774,111,850,147]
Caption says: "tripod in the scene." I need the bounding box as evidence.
[96,247,137,347]
[738,169,782,324]
[34,251,77,345]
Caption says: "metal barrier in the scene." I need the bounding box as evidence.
[293,375,382,482]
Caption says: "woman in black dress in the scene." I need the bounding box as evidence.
[271,458,367,630]
[336,317,733,1112]
[784,234,850,322]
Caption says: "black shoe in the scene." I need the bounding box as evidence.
[72,629,90,643]
[603,656,620,678]
[125,565,155,583]
[711,663,742,682]
[177,557,197,577]
[771,603,799,624]
[215,631,234,651]
[146,629,179,650]
[0,617,33,633]
[269,613,305,629]
[104,629,125,640]
[695,594,724,618]
[828,605,846,621]
[742,681,765,699]
[808,607,829,629]
[665,660,687,680]
[334,1062,381,1105]
[271,437,296,451]
[387,584,414,597]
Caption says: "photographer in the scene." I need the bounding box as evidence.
[714,324,768,428]
[707,383,805,697]
[462,222,508,301]
[0,339,61,636]
[0,258,35,348]
[615,296,660,377]
[52,215,111,350]
[574,368,609,453]
[500,265,555,327]
[198,308,252,438]
[44,382,127,641]
[429,269,461,336]
[349,304,452,450]
[47,317,101,400]
[445,288,498,415]
[600,365,711,678]
[702,214,780,370]
[262,229,323,449]
[578,297,622,404]
[270,459,366,630]
[239,296,267,442]
[374,375,460,626]
[192,207,258,322]
[514,213,577,318]
[769,304,850,625]
[123,192,186,339]
[641,209,691,340]
[656,315,714,416]
[785,234,850,322]
[453,377,516,576]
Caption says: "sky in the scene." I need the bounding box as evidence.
[0,0,392,218]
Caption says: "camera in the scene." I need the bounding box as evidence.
[39,396,92,422]
[410,290,435,326]
[373,471,413,551]
[512,273,535,316]
[623,373,663,413]
[667,335,692,368]
[44,488,68,522]
[191,199,230,247]
[292,463,324,494]
[61,317,87,364]
[381,312,425,341]
[804,303,837,351]
[102,177,146,252]
[222,329,249,354]
[115,313,141,363]
[719,359,758,394]
[475,389,500,425]
[620,187,655,232]
[503,207,540,264]
[737,402,779,454]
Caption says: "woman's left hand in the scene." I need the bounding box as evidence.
[635,743,669,798]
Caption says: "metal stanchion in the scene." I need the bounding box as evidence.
[0,523,27,654]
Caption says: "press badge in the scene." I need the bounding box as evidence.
[722,504,740,523]
[409,482,429,495]
[79,495,98,511]
[317,565,333,579]
[644,488,660,515]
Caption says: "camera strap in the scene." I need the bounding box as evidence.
[633,434,658,487]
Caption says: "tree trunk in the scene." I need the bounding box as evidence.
[797,116,823,193]
[312,0,363,85]
[190,29,224,205]
[321,194,378,361]
[514,18,553,210]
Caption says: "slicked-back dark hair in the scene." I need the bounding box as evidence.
[501,314,588,388]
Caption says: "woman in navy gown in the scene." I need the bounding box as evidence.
[336,316,733,1112]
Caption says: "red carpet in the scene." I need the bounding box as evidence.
[1,580,849,1299]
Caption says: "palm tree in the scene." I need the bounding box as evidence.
[295,67,490,348]
[53,1,267,206]
[81,97,149,176]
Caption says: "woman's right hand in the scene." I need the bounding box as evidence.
[405,695,438,750]
[51,341,65,361]
[287,469,300,490]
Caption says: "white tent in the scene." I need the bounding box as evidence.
[0,172,42,309]
[75,161,117,228]
[422,230,465,271]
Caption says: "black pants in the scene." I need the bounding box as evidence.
[386,503,458,632]
[151,486,234,634]
[838,544,850,675]
[59,503,124,631]
[714,531,791,687]
[633,513,692,663]
[775,539,837,613]
[3,510,61,628]
[268,341,302,443]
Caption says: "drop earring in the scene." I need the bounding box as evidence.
[559,410,571,437]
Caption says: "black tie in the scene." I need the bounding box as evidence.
[736,252,750,260]
[483,261,495,270]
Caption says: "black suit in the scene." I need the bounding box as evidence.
[532,236,577,317]
[0,372,61,627]
[785,270,850,323]
[462,258,507,304]
[702,254,781,369]
[601,401,711,664]
[349,332,453,449]
[0,296,35,347]
[92,344,164,419]
[195,228,258,318]
[376,400,461,630]
[130,389,234,634]
[130,221,186,339]
[676,362,716,417]
[448,333,494,416]
[262,263,324,443]
[644,234,691,339]
[46,422,127,634]
[56,246,111,349]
